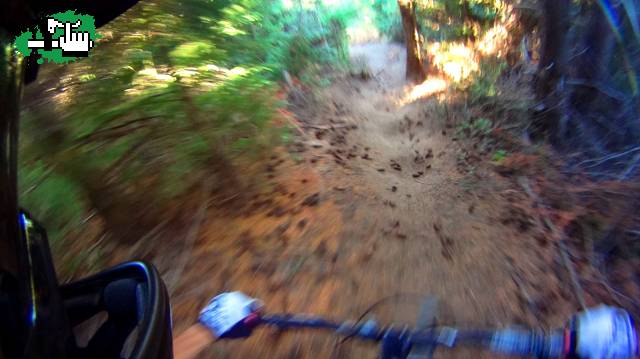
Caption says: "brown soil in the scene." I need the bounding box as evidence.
[169,43,580,358]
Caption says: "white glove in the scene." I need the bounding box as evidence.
[198,292,262,338]
[575,305,637,359]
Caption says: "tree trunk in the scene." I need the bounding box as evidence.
[398,0,426,83]
[535,0,571,141]
[0,42,23,274]
[570,2,615,113]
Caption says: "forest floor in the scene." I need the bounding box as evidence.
[161,42,581,358]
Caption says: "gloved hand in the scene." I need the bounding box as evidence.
[573,305,637,359]
[199,291,262,339]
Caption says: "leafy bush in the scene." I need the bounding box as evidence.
[371,0,403,42]
[468,56,508,102]
[456,117,493,137]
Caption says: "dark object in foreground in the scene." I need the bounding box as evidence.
[0,212,173,358]
[251,298,636,359]
[1,1,174,357]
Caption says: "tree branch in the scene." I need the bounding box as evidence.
[618,151,640,179]
[575,145,640,169]
[74,116,158,145]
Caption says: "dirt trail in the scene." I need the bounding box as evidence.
[173,43,573,358]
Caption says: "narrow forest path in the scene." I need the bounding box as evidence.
[172,42,574,358]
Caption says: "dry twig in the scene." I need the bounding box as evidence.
[518,177,587,310]
[506,261,538,316]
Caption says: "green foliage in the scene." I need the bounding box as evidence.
[18,161,87,240]
[78,73,96,82]
[474,117,492,133]
[19,0,356,248]
[464,54,533,131]
[369,0,503,42]
[491,149,508,163]
[456,117,493,137]
[371,0,403,41]
[169,42,224,66]
[468,56,507,103]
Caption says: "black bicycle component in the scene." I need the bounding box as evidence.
[1,2,177,358]
[61,261,173,359]
[407,296,439,359]
[4,211,75,358]
[260,312,566,359]
[0,211,173,359]
[261,314,342,331]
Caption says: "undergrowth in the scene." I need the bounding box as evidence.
[453,29,640,317]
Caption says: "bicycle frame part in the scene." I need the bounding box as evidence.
[407,296,439,359]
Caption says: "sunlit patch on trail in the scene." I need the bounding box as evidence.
[398,77,447,105]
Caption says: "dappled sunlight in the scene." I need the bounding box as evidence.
[52,87,74,107]
[123,64,257,96]
[477,24,509,57]
[126,68,176,96]
[398,76,448,106]
[428,42,478,82]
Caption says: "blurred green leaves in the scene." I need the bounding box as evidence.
[492,149,508,163]
[19,0,356,250]
[169,41,224,66]
[19,161,86,241]
[468,56,507,102]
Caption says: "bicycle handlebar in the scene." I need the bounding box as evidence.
[260,314,565,358]
[204,293,636,358]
